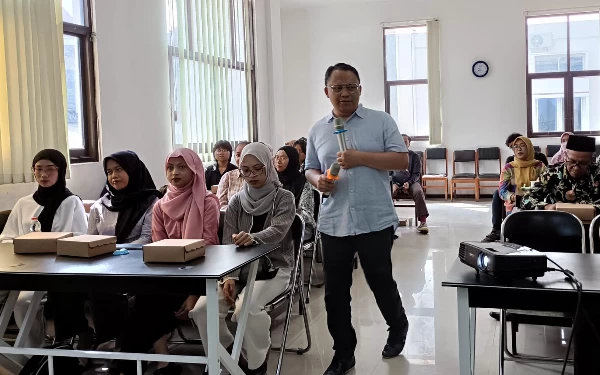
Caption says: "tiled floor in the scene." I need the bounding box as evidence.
[6,200,574,375]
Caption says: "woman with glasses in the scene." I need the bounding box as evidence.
[190,142,296,375]
[275,145,316,239]
[0,149,87,348]
[205,140,237,191]
[499,136,546,215]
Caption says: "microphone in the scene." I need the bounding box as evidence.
[323,162,340,198]
[334,118,348,152]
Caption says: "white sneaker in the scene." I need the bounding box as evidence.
[417,222,429,234]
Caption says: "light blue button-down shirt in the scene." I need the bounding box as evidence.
[305,104,408,237]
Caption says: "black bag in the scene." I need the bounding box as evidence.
[19,343,84,375]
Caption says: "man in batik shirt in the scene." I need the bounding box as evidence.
[521,135,600,211]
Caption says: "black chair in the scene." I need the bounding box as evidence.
[546,145,561,160]
[422,147,448,200]
[451,150,479,201]
[304,189,322,302]
[268,214,311,375]
[533,145,542,154]
[0,210,10,234]
[499,211,584,367]
[590,215,600,254]
[476,147,501,196]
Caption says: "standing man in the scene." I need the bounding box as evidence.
[293,137,307,173]
[391,134,429,234]
[305,63,410,375]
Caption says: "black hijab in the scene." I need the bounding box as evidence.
[277,146,306,207]
[102,151,162,243]
[32,149,73,232]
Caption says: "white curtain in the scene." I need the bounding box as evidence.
[166,0,255,163]
[426,19,443,145]
[0,0,68,185]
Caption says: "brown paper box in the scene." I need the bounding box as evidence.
[57,235,117,258]
[143,239,206,263]
[14,232,74,254]
[556,203,596,222]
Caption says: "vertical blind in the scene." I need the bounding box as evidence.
[0,0,69,184]
[166,0,256,163]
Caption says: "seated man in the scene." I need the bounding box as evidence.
[482,132,549,242]
[294,137,307,173]
[390,134,429,234]
[521,135,600,211]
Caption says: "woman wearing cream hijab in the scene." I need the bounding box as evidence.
[499,136,547,214]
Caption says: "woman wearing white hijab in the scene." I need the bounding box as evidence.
[189,142,296,375]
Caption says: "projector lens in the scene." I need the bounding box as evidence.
[477,253,490,271]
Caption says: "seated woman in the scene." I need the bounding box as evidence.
[217,141,250,209]
[550,132,574,165]
[275,146,316,239]
[0,149,87,348]
[499,136,547,214]
[190,142,296,375]
[116,148,219,375]
[205,140,237,191]
[48,151,162,348]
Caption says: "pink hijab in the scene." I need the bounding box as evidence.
[160,148,219,239]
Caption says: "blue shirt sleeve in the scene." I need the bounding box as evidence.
[304,126,321,172]
[383,114,408,153]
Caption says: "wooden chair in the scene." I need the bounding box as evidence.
[546,145,560,161]
[451,150,479,201]
[422,148,448,200]
[476,147,501,196]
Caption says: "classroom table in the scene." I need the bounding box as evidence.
[0,243,279,375]
[442,252,600,375]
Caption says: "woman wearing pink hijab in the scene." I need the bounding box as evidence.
[550,132,574,165]
[116,148,219,375]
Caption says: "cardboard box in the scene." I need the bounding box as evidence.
[13,232,73,254]
[556,203,596,222]
[57,235,117,258]
[143,239,205,263]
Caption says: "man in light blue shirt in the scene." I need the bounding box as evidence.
[305,63,410,375]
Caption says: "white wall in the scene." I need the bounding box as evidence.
[280,0,600,193]
[0,0,172,210]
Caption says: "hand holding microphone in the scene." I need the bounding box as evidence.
[321,162,340,197]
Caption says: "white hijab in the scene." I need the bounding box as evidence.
[238,142,281,215]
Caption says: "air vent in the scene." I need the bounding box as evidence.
[459,243,466,260]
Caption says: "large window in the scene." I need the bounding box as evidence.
[527,13,600,137]
[62,0,98,162]
[384,25,429,139]
[166,0,257,163]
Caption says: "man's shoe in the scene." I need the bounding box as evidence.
[482,229,500,242]
[417,222,429,234]
[382,321,409,359]
[323,356,356,375]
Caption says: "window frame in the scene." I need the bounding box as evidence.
[383,24,430,141]
[526,12,600,138]
[167,0,258,156]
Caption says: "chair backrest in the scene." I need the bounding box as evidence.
[424,147,447,175]
[0,210,10,234]
[546,145,561,159]
[476,147,500,175]
[533,145,542,154]
[218,210,225,244]
[590,215,600,254]
[453,150,476,174]
[501,211,585,253]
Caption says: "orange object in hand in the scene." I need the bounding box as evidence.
[327,168,340,181]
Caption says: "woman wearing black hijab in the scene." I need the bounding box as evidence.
[274,146,316,239]
[49,151,162,349]
[0,149,87,348]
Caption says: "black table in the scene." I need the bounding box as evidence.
[442,253,600,375]
[0,243,279,375]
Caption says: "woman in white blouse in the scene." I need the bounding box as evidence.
[0,149,87,347]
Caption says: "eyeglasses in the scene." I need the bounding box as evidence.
[33,166,58,174]
[215,148,229,153]
[327,84,360,94]
[511,144,527,151]
[565,159,591,169]
[240,166,265,177]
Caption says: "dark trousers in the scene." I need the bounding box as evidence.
[320,226,408,360]
[492,190,503,230]
[574,297,600,375]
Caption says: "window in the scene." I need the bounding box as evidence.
[166,0,257,163]
[384,25,429,140]
[62,0,98,163]
[527,13,600,136]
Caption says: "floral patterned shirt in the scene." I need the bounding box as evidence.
[520,163,600,211]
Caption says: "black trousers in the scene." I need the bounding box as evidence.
[492,190,502,230]
[320,226,408,360]
[574,296,600,375]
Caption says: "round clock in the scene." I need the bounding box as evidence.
[472,61,489,78]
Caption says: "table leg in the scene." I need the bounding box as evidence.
[0,291,18,337]
[499,309,505,375]
[470,307,476,374]
[231,260,258,362]
[14,291,43,348]
[457,288,473,375]
[205,279,220,374]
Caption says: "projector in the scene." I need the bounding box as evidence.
[459,241,547,279]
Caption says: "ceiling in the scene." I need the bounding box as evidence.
[281,0,398,9]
